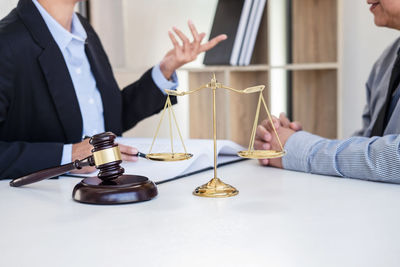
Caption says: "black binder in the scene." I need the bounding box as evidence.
[203,0,247,65]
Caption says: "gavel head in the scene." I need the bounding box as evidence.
[90,132,124,182]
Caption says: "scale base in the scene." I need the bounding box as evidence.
[72,175,158,205]
[193,177,238,198]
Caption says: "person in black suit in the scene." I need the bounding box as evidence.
[0,0,226,179]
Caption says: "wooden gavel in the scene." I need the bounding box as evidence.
[10,132,125,187]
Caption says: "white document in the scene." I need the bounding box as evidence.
[70,138,246,183]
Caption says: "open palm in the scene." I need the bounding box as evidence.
[160,20,227,79]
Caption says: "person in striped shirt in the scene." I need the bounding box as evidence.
[255,0,400,183]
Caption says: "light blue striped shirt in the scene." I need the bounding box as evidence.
[32,0,178,164]
[283,131,400,183]
[283,38,400,184]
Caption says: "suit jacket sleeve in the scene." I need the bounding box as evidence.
[353,60,378,137]
[79,16,177,133]
[121,68,177,132]
[0,37,63,179]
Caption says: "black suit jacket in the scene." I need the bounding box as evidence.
[0,0,175,179]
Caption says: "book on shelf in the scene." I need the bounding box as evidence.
[203,0,266,66]
[230,0,253,65]
[203,0,248,65]
[67,138,246,183]
[238,0,267,66]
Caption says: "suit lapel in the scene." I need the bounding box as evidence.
[17,0,83,142]
[38,43,83,142]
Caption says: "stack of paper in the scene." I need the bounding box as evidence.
[69,138,246,183]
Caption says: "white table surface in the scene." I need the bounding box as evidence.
[1,160,400,267]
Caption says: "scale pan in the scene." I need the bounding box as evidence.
[237,150,286,159]
[146,153,193,161]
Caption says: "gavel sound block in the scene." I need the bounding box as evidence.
[72,132,158,204]
[10,132,158,205]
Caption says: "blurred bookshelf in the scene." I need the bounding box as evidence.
[185,0,339,146]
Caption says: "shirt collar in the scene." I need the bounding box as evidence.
[32,0,87,50]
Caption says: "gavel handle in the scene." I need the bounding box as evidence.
[10,156,95,187]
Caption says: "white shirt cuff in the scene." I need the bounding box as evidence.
[151,63,179,94]
[61,144,72,165]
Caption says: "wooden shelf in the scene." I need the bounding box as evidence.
[183,62,338,72]
[183,65,269,72]
[186,0,339,145]
[292,0,337,63]
[292,70,337,138]
[188,71,269,146]
[273,63,338,70]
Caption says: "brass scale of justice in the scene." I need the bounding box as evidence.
[145,73,286,198]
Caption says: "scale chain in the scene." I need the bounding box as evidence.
[248,92,263,151]
[149,96,169,154]
[167,96,174,155]
[261,94,284,151]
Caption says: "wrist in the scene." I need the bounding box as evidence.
[159,61,176,80]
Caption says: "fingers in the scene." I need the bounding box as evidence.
[255,124,271,142]
[188,20,201,56]
[198,32,206,43]
[262,116,280,132]
[260,119,269,129]
[118,143,138,155]
[168,31,180,49]
[255,138,271,166]
[72,139,92,161]
[255,130,271,167]
[258,159,269,166]
[188,20,199,41]
[279,112,290,128]
[173,26,190,52]
[164,21,227,70]
[290,121,303,131]
[254,140,270,150]
[117,144,139,162]
[199,34,227,52]
[278,113,302,131]
[271,116,280,129]
[268,158,283,169]
[121,153,138,162]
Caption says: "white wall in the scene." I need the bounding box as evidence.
[91,0,218,138]
[0,0,18,18]
[340,1,399,138]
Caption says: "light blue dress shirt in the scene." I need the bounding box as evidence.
[282,131,400,183]
[32,0,178,164]
[282,38,400,184]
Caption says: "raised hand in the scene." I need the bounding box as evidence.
[159,20,227,79]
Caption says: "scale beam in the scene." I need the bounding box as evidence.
[147,73,286,198]
[164,84,208,96]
